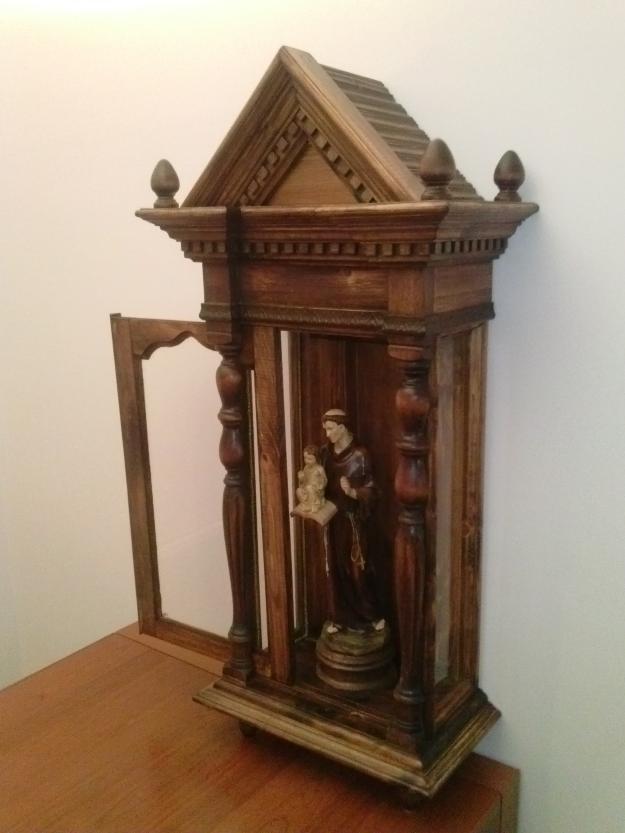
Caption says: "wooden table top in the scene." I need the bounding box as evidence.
[0,626,518,833]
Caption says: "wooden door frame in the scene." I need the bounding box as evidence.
[110,314,232,661]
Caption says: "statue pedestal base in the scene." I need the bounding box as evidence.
[315,621,395,693]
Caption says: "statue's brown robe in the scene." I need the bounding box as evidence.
[321,440,381,629]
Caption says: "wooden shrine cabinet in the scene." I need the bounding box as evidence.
[113,47,537,801]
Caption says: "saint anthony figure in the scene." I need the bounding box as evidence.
[319,409,385,634]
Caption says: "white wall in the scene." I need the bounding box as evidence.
[3,2,625,831]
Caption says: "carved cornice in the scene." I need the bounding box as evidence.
[180,235,506,264]
[181,239,229,258]
[236,236,507,262]
[136,202,536,265]
[135,206,228,257]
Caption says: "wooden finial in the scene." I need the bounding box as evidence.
[150,159,180,208]
[494,150,525,202]
[420,138,456,200]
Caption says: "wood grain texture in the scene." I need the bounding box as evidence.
[239,262,387,311]
[152,617,231,663]
[430,337,452,691]
[268,142,359,206]
[252,326,295,682]
[432,264,493,314]
[449,333,469,680]
[0,633,517,833]
[198,677,499,799]
[389,347,431,746]
[124,316,216,358]
[110,314,161,632]
[462,325,488,682]
[459,753,520,833]
[217,345,256,681]
[118,621,225,674]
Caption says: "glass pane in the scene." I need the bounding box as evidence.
[249,369,268,649]
[143,338,232,636]
[281,330,301,632]
[434,336,454,683]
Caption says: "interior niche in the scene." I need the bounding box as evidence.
[290,334,402,638]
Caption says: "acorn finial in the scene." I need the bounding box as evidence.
[494,150,525,202]
[420,138,456,200]
[150,159,180,208]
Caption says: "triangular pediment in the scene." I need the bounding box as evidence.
[183,47,480,208]
[266,143,359,206]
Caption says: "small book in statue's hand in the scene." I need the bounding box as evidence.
[292,499,337,526]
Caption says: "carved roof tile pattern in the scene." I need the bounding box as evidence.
[323,65,480,200]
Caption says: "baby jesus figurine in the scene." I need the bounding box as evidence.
[296,445,326,513]
[292,445,337,525]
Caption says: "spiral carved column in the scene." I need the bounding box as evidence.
[217,344,254,682]
[389,345,431,746]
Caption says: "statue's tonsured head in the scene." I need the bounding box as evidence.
[321,408,349,427]
[322,409,351,446]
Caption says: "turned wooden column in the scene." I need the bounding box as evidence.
[389,345,431,745]
[217,344,255,682]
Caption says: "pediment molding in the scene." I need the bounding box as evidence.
[183,47,424,208]
[237,113,307,206]
[237,106,379,207]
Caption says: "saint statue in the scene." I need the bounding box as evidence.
[292,408,394,691]
[319,409,385,635]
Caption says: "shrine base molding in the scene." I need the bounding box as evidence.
[194,678,500,798]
